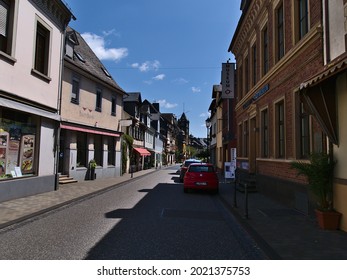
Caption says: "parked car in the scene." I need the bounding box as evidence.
[183,163,219,194]
[179,159,201,182]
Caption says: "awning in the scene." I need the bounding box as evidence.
[60,124,120,137]
[298,57,347,146]
[0,97,60,121]
[133,147,151,156]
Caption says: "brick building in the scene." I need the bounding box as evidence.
[229,0,327,212]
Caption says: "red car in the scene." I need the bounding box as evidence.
[183,163,219,194]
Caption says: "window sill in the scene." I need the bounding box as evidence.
[31,69,51,83]
[0,51,17,65]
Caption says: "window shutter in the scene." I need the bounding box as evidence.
[0,0,8,37]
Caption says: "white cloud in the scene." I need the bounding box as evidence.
[192,87,201,93]
[81,32,128,62]
[102,29,120,37]
[200,113,209,118]
[132,60,161,72]
[153,74,165,81]
[172,78,189,85]
[157,99,178,109]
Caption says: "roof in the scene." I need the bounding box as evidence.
[123,92,142,103]
[64,26,125,94]
[300,55,347,90]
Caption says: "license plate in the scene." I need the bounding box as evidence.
[196,182,207,186]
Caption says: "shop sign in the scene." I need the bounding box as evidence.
[222,62,235,99]
[243,84,270,110]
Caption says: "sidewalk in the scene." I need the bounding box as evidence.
[1,167,347,259]
[0,168,156,229]
[218,180,347,259]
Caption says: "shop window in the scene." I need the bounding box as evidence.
[261,109,269,157]
[299,102,310,158]
[94,134,103,166]
[107,137,115,166]
[0,108,38,179]
[34,21,50,76]
[238,123,243,157]
[275,100,285,158]
[243,120,249,157]
[76,131,87,167]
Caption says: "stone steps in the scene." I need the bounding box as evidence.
[59,174,78,184]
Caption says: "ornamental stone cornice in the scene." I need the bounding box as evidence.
[231,0,266,55]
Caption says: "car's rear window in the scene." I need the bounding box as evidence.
[189,165,215,173]
[184,161,200,167]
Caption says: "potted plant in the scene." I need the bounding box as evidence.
[89,159,97,180]
[291,152,341,230]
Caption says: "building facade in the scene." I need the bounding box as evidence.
[0,0,73,202]
[299,0,347,231]
[60,27,125,182]
[229,0,327,213]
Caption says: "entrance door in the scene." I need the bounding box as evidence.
[58,129,65,174]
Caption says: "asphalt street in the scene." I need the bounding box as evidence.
[0,166,267,260]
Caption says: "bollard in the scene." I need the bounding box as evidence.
[244,183,249,219]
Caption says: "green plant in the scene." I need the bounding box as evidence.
[291,152,336,211]
[89,159,97,169]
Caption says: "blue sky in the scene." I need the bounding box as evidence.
[64,0,241,138]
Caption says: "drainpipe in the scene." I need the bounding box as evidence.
[54,26,67,191]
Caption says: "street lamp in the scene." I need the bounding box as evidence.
[205,117,211,163]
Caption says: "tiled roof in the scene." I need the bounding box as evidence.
[64,26,125,94]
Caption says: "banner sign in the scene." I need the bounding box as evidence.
[221,62,235,99]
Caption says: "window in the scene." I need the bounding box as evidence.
[71,77,80,104]
[262,26,269,75]
[299,102,310,158]
[111,97,116,116]
[95,88,102,112]
[243,120,249,157]
[252,44,257,86]
[244,56,249,93]
[276,3,284,61]
[0,108,38,179]
[238,64,243,98]
[94,134,103,166]
[34,21,50,76]
[295,0,309,41]
[238,123,243,156]
[261,109,269,157]
[76,132,87,167]
[276,101,285,158]
[107,137,115,166]
[0,0,13,55]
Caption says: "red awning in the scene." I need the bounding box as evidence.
[133,147,151,156]
[60,124,120,137]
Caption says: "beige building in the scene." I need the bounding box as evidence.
[59,27,126,182]
[0,0,73,202]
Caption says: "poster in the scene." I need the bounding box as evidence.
[0,132,9,176]
[19,134,35,174]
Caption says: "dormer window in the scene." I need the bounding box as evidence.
[75,52,85,63]
[101,66,112,78]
